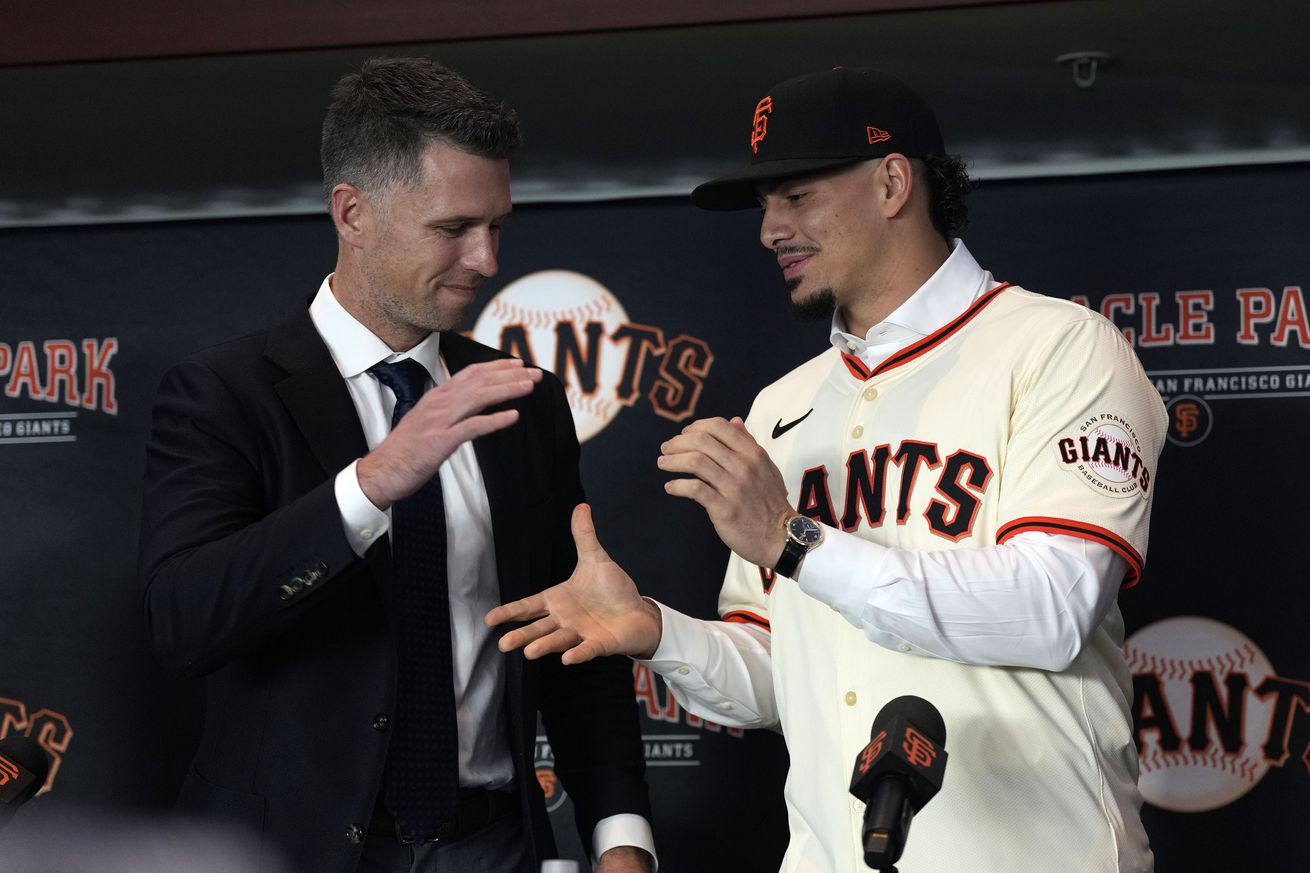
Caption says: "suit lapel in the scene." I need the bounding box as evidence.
[265,308,370,477]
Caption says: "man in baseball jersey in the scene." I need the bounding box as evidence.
[489,67,1164,873]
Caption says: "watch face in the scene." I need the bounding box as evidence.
[788,515,823,547]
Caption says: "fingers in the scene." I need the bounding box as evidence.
[443,408,520,448]
[570,503,610,563]
[659,419,761,494]
[682,416,760,453]
[491,616,601,665]
[492,610,558,654]
[560,638,608,666]
[658,434,732,491]
[485,592,548,627]
[421,362,541,421]
[524,627,584,661]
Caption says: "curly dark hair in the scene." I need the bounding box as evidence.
[917,153,974,241]
[320,57,521,205]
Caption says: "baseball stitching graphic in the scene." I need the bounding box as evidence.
[1124,616,1275,812]
[473,270,632,442]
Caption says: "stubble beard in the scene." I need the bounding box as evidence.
[361,260,471,340]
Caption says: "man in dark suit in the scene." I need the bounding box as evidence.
[139,57,653,873]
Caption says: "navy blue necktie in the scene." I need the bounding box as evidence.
[371,358,461,840]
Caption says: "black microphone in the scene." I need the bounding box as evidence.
[848,695,948,872]
[0,733,50,831]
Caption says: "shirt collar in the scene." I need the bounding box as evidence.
[308,275,442,382]
[829,239,994,350]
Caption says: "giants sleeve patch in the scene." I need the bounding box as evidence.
[1054,412,1152,499]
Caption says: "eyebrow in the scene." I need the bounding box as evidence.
[427,211,512,225]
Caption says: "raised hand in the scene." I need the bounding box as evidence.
[357,358,540,510]
[485,503,663,664]
[657,416,793,568]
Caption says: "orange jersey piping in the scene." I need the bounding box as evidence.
[997,515,1145,588]
[842,282,1013,382]
[723,610,771,632]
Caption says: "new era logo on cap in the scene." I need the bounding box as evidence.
[867,126,891,144]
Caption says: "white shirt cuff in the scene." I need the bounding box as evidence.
[592,813,657,870]
[645,599,713,666]
[334,459,389,556]
[795,526,889,624]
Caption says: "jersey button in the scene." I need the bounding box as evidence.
[719,701,734,712]
[844,691,858,706]
[898,643,912,653]
[372,713,390,731]
[850,425,864,439]
[863,387,878,402]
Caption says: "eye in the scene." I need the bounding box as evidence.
[785,192,807,204]
[436,223,469,237]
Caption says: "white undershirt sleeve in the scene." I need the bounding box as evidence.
[640,601,779,730]
[797,528,1126,671]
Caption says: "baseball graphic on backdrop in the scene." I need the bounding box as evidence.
[473,270,631,442]
[1124,616,1276,812]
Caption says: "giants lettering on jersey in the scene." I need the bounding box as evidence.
[794,440,993,542]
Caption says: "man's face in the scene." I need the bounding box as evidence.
[358,140,511,338]
[756,161,884,319]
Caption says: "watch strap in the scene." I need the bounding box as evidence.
[774,538,806,579]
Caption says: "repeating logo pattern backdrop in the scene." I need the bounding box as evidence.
[2,166,1307,870]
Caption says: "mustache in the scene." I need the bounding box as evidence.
[775,245,821,257]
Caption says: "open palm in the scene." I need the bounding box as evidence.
[485,503,663,664]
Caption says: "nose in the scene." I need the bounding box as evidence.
[463,227,500,278]
[759,200,793,250]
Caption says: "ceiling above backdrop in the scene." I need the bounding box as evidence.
[2,0,1306,227]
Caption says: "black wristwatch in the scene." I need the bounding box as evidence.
[773,514,824,579]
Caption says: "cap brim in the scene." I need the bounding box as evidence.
[690,156,866,211]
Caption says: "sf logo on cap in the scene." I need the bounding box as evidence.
[751,96,773,154]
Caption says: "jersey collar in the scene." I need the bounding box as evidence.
[829,238,995,356]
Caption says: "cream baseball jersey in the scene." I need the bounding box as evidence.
[719,286,1166,873]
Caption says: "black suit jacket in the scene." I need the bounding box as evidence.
[139,307,649,873]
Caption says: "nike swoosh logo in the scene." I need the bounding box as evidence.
[772,409,813,439]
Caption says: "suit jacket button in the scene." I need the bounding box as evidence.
[314,560,329,575]
[279,585,296,601]
[290,577,306,592]
[372,713,390,731]
[346,823,364,843]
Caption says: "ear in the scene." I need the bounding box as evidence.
[329,183,368,247]
[878,153,915,219]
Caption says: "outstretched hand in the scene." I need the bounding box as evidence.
[485,503,663,664]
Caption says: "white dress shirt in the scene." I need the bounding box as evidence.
[309,277,654,865]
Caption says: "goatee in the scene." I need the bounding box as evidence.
[788,283,836,322]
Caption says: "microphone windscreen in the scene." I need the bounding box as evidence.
[871,694,946,745]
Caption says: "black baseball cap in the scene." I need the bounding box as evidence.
[691,67,946,211]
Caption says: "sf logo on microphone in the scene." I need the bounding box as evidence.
[902,727,938,769]
[858,731,887,774]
